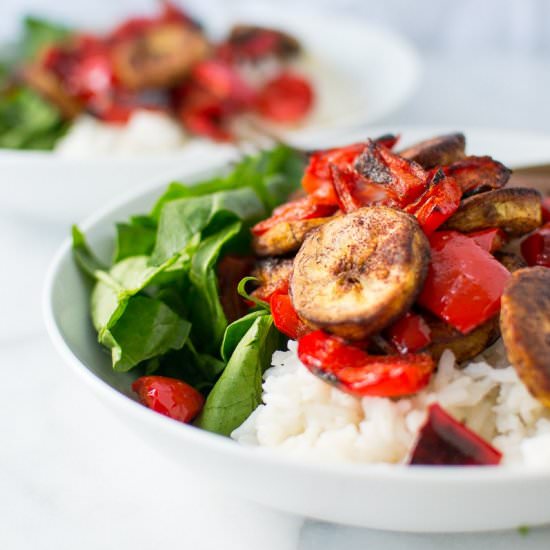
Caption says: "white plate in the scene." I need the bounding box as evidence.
[43,128,550,533]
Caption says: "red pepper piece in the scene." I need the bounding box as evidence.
[541,197,550,223]
[302,142,365,205]
[418,231,511,334]
[331,165,399,213]
[467,228,506,252]
[409,403,502,465]
[271,293,310,340]
[132,376,204,423]
[251,196,336,236]
[385,312,432,354]
[297,331,435,397]
[256,72,314,123]
[442,156,511,198]
[191,60,256,107]
[404,170,462,235]
[521,222,550,268]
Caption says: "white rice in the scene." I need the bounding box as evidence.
[231,340,550,467]
[55,110,187,157]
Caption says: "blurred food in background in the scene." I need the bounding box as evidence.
[0,1,314,152]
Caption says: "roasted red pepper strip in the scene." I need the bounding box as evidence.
[132,376,204,423]
[256,72,314,123]
[331,165,399,213]
[418,231,511,334]
[409,403,502,466]
[404,170,462,235]
[385,312,432,354]
[297,331,435,397]
[251,196,336,236]
[521,222,550,268]
[302,142,366,205]
[271,293,310,339]
[467,228,506,253]
[442,155,510,197]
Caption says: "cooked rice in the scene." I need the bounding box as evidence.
[231,340,550,466]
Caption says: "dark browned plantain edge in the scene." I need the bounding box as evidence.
[399,133,466,169]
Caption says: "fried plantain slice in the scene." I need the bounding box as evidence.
[444,156,511,197]
[494,251,527,273]
[112,23,210,90]
[251,257,294,299]
[252,217,332,257]
[399,133,466,169]
[290,207,430,340]
[500,267,550,407]
[426,315,500,363]
[442,187,542,236]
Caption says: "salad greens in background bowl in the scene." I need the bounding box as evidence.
[44,128,550,533]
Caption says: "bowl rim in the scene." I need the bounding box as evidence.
[43,126,550,484]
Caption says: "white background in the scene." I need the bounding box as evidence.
[1,1,550,549]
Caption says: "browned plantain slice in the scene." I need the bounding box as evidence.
[494,251,527,273]
[444,156,511,197]
[442,187,542,236]
[227,25,301,58]
[252,217,332,257]
[426,315,500,363]
[251,257,293,299]
[112,23,210,89]
[290,207,430,340]
[500,267,550,407]
[399,133,466,169]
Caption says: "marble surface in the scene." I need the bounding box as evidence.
[3,52,550,550]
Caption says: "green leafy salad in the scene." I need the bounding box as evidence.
[0,16,69,150]
[72,146,305,435]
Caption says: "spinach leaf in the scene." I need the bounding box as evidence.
[0,86,67,150]
[197,314,279,436]
[157,341,225,393]
[20,15,71,60]
[113,216,157,262]
[187,220,242,353]
[220,309,267,362]
[150,187,263,265]
[102,295,191,372]
[149,145,305,221]
[72,225,107,278]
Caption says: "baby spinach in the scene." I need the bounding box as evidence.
[220,309,267,362]
[113,216,157,262]
[197,314,280,436]
[20,15,71,60]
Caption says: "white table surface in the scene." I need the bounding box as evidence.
[2,52,550,549]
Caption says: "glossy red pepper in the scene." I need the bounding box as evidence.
[191,60,256,107]
[297,331,435,397]
[331,165,398,213]
[404,170,462,235]
[270,293,310,340]
[375,142,428,205]
[467,227,506,253]
[409,403,502,466]
[301,142,365,205]
[521,222,550,268]
[132,376,204,423]
[385,312,432,354]
[251,196,336,236]
[418,231,511,334]
[541,197,550,223]
[256,72,314,123]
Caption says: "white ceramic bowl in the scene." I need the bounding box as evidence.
[44,128,550,533]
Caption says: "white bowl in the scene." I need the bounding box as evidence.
[44,128,550,533]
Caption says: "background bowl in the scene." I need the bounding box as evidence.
[44,128,550,532]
